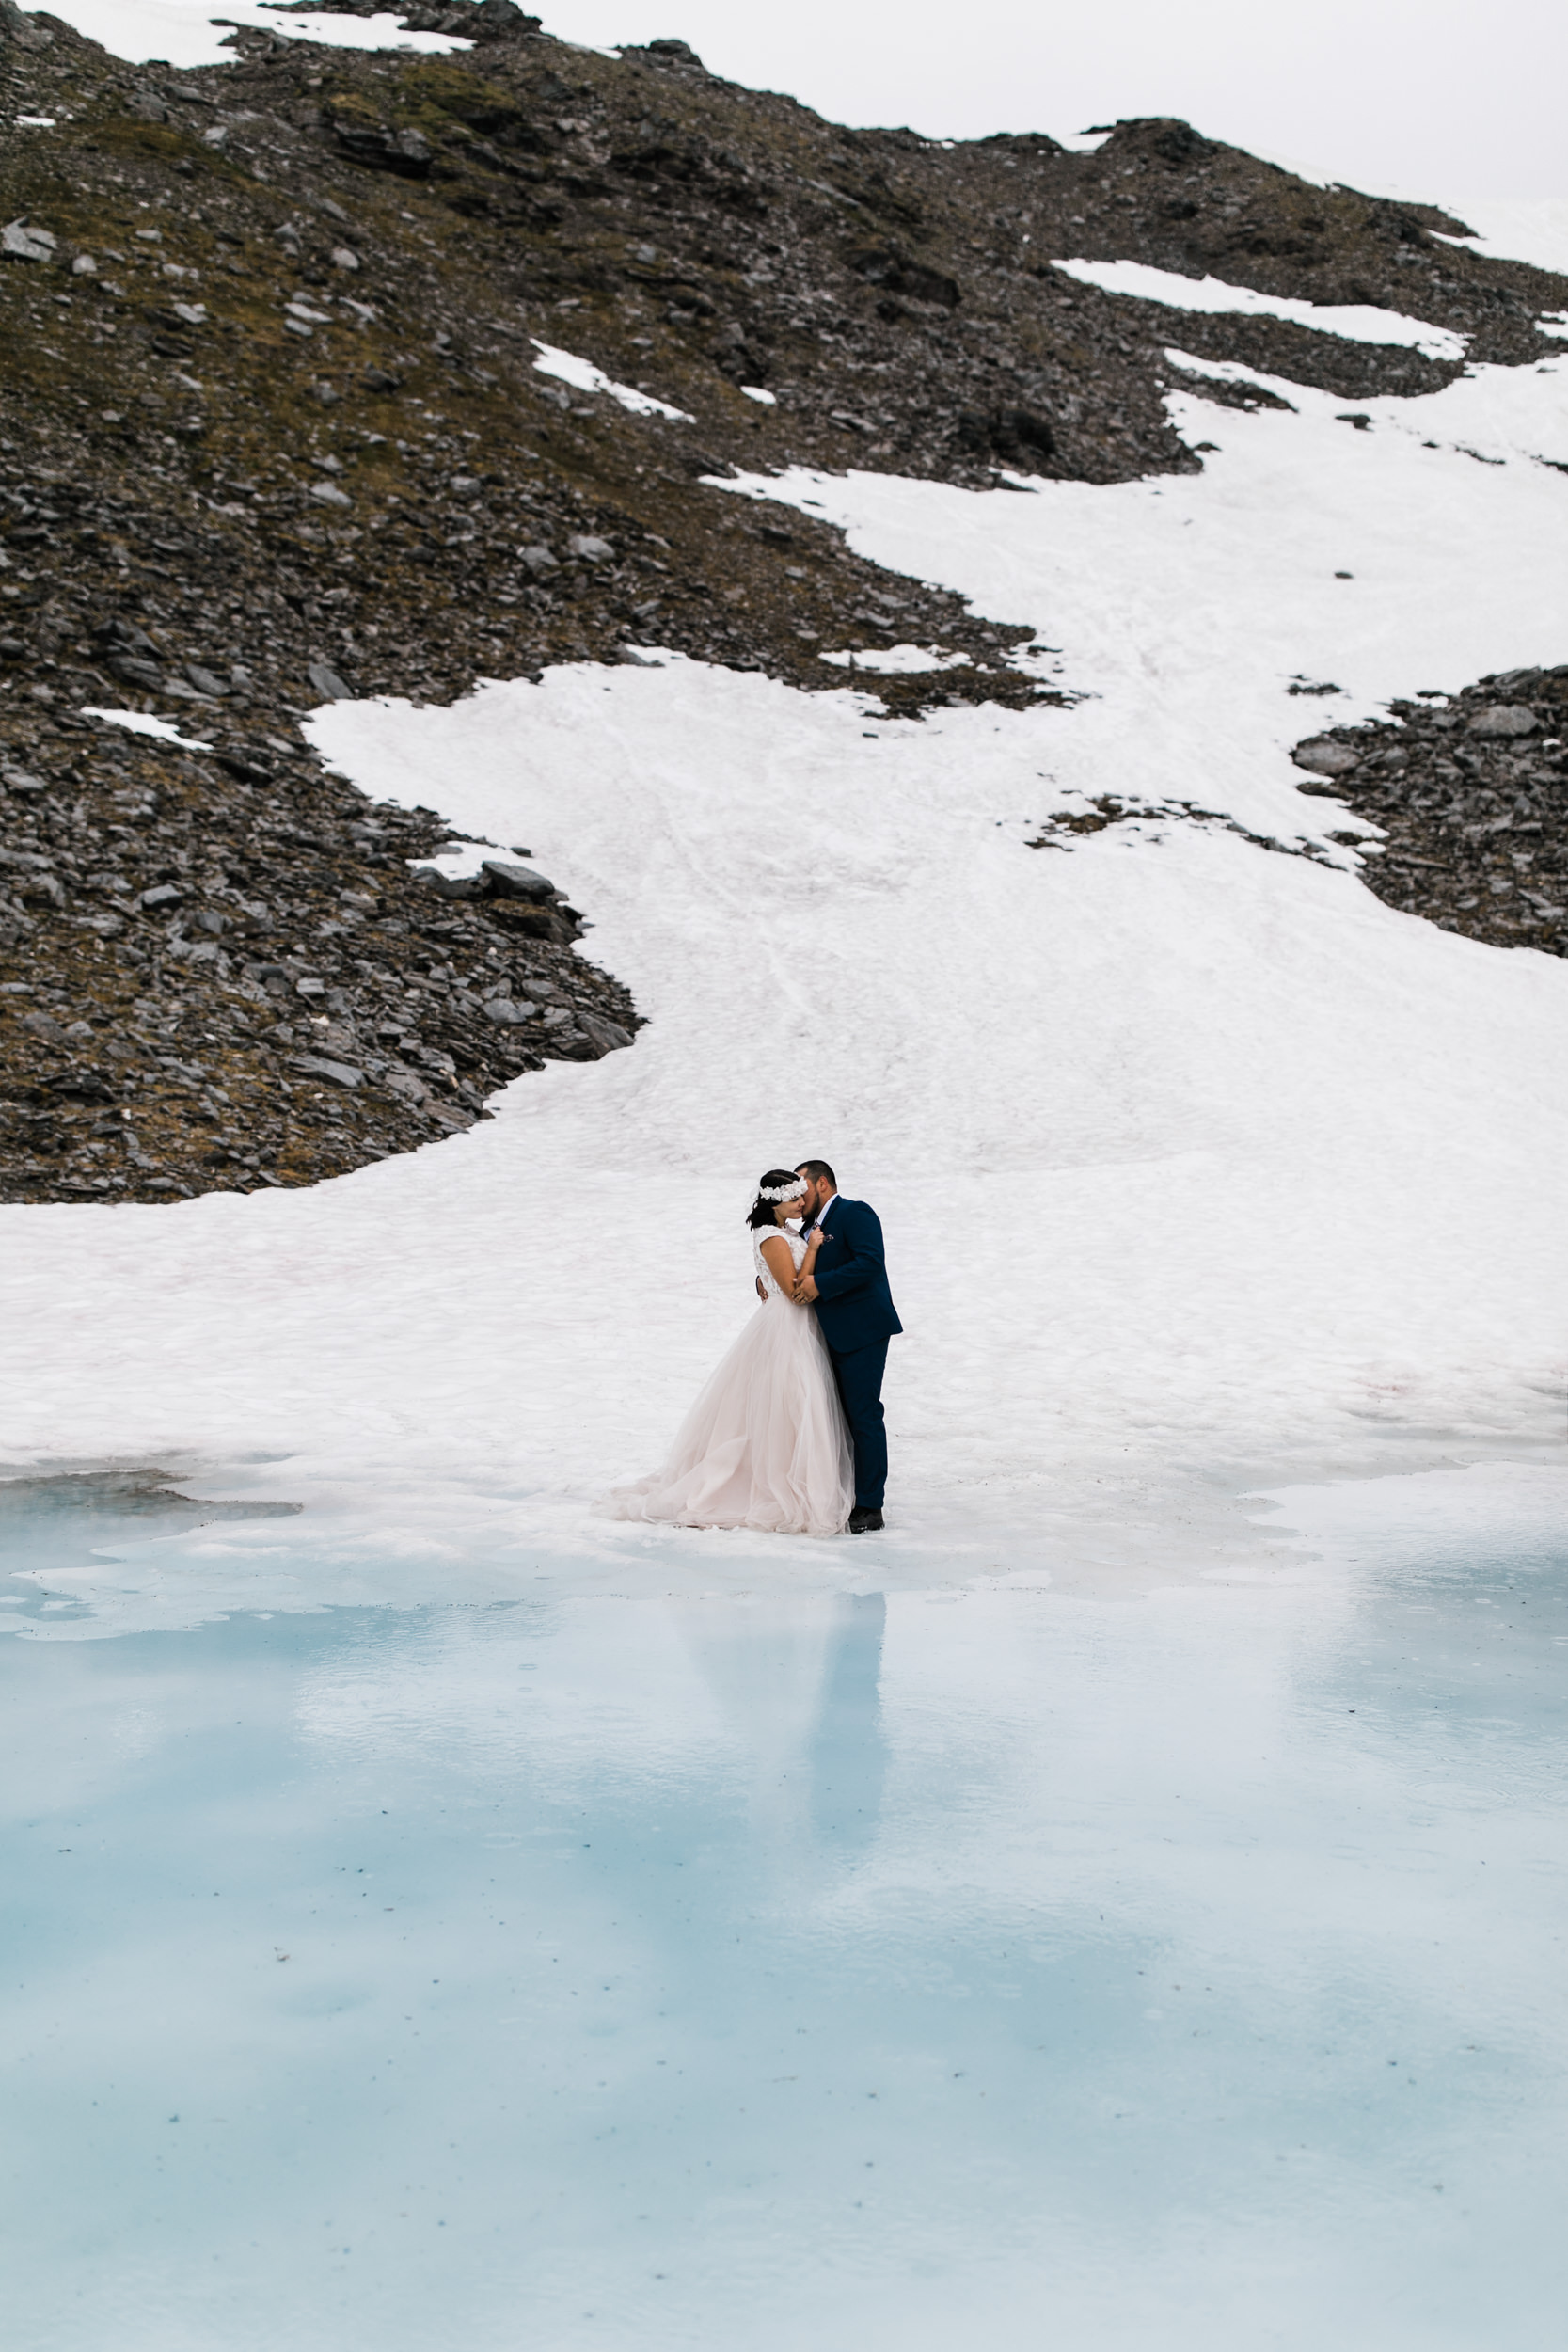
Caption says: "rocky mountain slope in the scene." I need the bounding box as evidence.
[2,0,1564,1203]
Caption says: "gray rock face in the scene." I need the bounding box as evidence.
[1467,705,1538,738]
[106,653,164,691]
[331,119,433,177]
[483,996,539,1025]
[290,1054,364,1089]
[98,619,159,657]
[0,2,54,47]
[1291,739,1361,776]
[138,883,183,910]
[307,661,354,701]
[416,866,483,899]
[2,219,55,262]
[481,859,556,902]
[567,534,615,563]
[578,1013,634,1055]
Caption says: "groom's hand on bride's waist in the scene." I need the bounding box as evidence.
[794,1274,819,1303]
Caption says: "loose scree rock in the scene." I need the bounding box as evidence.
[2,2,1564,1201]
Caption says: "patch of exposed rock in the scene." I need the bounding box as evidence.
[0,731,638,1201]
[1288,668,1568,954]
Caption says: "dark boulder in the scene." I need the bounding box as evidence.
[106,653,164,691]
[482,859,556,902]
[847,246,960,310]
[332,120,434,178]
[955,407,1056,465]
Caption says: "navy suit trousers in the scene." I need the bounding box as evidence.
[828,1338,890,1510]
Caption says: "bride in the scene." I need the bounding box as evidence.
[605,1168,855,1538]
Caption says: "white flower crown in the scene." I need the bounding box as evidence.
[759,1180,807,1202]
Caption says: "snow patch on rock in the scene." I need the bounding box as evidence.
[78,707,214,749]
[1053,257,1468,361]
[531,341,693,421]
[818,644,972,674]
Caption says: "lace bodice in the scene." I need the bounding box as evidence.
[752,1224,808,1300]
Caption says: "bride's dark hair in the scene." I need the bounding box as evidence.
[746,1167,805,1230]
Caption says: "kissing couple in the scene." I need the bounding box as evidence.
[607,1159,901,1539]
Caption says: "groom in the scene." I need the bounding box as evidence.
[792,1159,902,1534]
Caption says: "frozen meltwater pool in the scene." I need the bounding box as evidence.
[3,1469,1566,2350]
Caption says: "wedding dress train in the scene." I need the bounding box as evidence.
[605,1226,854,1538]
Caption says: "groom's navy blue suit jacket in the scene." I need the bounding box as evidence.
[802,1196,902,1356]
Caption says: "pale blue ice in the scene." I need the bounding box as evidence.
[3,1471,1565,2350]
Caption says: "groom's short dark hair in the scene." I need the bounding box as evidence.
[797,1158,836,1189]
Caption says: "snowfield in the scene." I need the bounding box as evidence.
[3,352,1567,1616]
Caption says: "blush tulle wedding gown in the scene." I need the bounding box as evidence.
[605,1225,854,1538]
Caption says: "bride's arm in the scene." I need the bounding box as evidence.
[758,1231,816,1297]
[782,1229,827,1302]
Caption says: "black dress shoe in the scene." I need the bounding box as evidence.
[847,1507,884,1534]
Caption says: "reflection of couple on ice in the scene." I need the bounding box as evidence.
[608,1158,900,1538]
